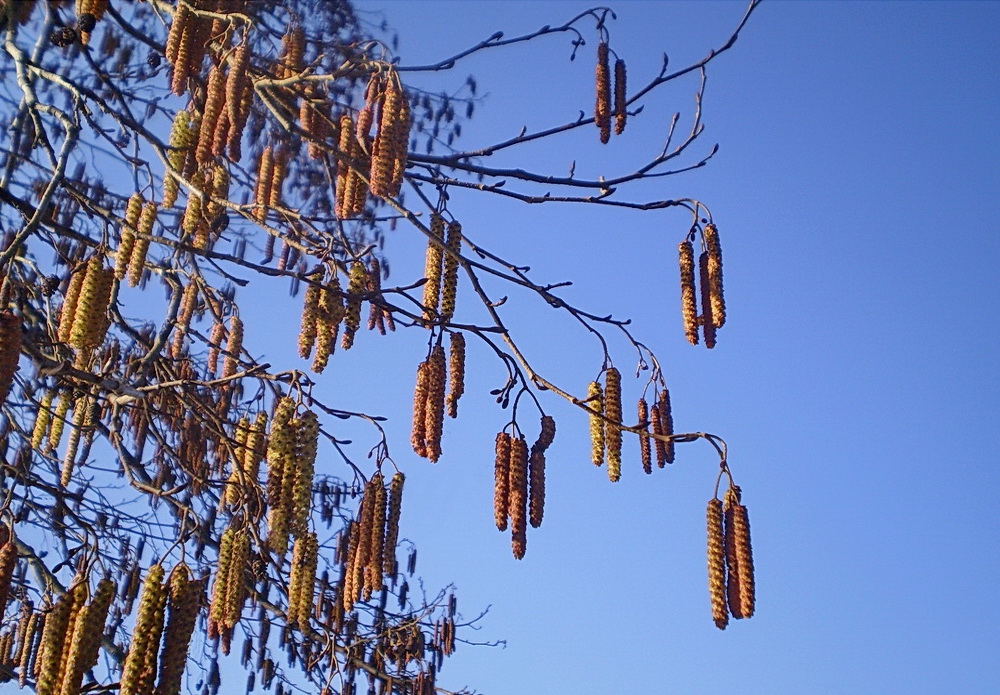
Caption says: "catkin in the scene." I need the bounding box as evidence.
[508,436,529,559]
[423,345,447,463]
[155,563,201,695]
[48,391,72,451]
[440,220,462,322]
[707,498,729,630]
[253,146,274,223]
[222,529,249,633]
[69,256,113,350]
[224,42,251,157]
[536,415,556,452]
[57,267,86,344]
[383,472,404,576]
[528,446,545,529]
[289,532,318,631]
[638,398,651,475]
[266,397,296,556]
[595,42,611,144]
[31,391,54,450]
[127,203,156,288]
[613,58,627,135]
[341,261,366,350]
[268,148,288,211]
[446,332,465,418]
[410,360,429,458]
[163,111,195,208]
[679,240,699,345]
[420,215,445,323]
[366,474,387,595]
[120,564,166,695]
[206,321,225,376]
[604,368,622,483]
[699,251,717,349]
[333,114,354,219]
[587,381,605,467]
[35,590,75,695]
[289,410,318,538]
[312,274,344,373]
[222,315,243,378]
[658,387,675,464]
[197,65,227,165]
[703,223,726,328]
[493,432,511,532]
[115,193,143,280]
[209,527,235,634]
[60,577,114,695]
[297,280,321,359]
[724,487,755,619]
[0,536,16,613]
[0,312,21,406]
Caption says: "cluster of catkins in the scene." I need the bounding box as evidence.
[706,485,756,629]
[493,416,556,559]
[679,223,726,348]
[410,332,466,463]
[595,41,628,143]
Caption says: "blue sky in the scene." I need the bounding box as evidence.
[316,2,1000,693]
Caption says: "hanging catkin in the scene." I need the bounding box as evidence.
[595,42,611,144]
[446,332,465,418]
[127,203,156,288]
[57,267,86,344]
[68,255,114,350]
[312,274,344,373]
[410,360,429,458]
[60,577,114,695]
[587,381,605,466]
[508,436,529,559]
[604,367,622,483]
[528,446,545,529]
[252,146,274,222]
[423,345,447,462]
[494,433,511,532]
[658,387,675,464]
[421,214,445,323]
[638,398,652,475]
[698,251,717,349]
[706,498,729,630]
[703,223,726,328]
[155,563,202,695]
[724,486,755,619]
[120,564,166,695]
[439,220,462,322]
[115,193,143,280]
[679,240,699,345]
[613,58,627,135]
[222,315,243,378]
[383,472,405,576]
[341,261,367,350]
[163,111,196,208]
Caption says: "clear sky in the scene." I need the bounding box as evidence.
[299,2,1000,694]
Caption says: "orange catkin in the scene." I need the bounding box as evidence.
[707,498,729,630]
[508,436,529,559]
[679,240,699,345]
[703,223,726,328]
[699,250,717,349]
[410,360,429,458]
[493,432,511,532]
[423,345,447,462]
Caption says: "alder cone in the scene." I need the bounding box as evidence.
[0,311,22,406]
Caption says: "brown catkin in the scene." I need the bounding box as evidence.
[439,220,462,322]
[699,251,717,349]
[222,315,242,378]
[707,498,729,630]
[536,415,557,452]
[724,487,755,619]
[383,472,404,576]
[120,564,166,695]
[0,537,16,613]
[604,368,623,483]
[423,345,447,463]
[587,381,605,466]
[57,267,86,344]
[197,65,227,165]
[679,240,699,345]
[341,521,361,612]
[658,387,675,464]
[127,203,156,288]
[595,42,611,144]
[638,398,651,475]
[410,361,429,458]
[650,403,666,468]
[613,58,627,135]
[493,432,511,531]
[268,148,288,211]
[0,312,21,406]
[528,447,545,529]
[18,610,40,688]
[703,223,726,328]
[253,146,274,222]
[155,563,202,695]
[446,332,465,418]
[420,215,445,323]
[367,474,387,594]
[206,321,225,376]
[508,436,529,559]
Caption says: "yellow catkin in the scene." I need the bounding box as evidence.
[289,532,318,631]
[244,411,268,485]
[0,312,21,406]
[528,445,545,529]
[370,79,397,198]
[0,538,16,613]
[253,146,274,223]
[115,193,143,280]
[311,274,344,373]
[604,368,622,483]
[410,361,429,458]
[155,563,201,695]
[493,432,510,531]
[222,315,243,378]
[120,564,166,695]
[638,398,652,475]
[699,251,717,349]
[127,203,156,288]
[18,610,40,688]
[60,577,114,695]
[355,479,376,599]
[366,474,387,595]
[53,581,86,695]
[388,88,411,196]
[340,261,366,350]
[703,223,726,328]
[679,240,699,346]
[268,148,288,211]
[209,527,235,634]
[423,345,447,463]
[34,590,75,695]
[266,397,297,556]
[440,220,462,322]
[297,280,321,359]
[224,418,251,508]
[163,111,194,208]
[508,436,529,560]
[595,42,611,144]
[223,529,249,632]
[334,114,354,218]
[724,487,755,619]
[57,267,86,344]
[197,65,227,165]
[382,472,404,576]
[341,521,361,613]
[48,390,72,451]
[613,58,627,135]
[69,256,113,350]
[707,498,729,630]
[31,391,54,450]
[587,381,605,467]
[290,410,318,538]
[60,394,89,487]
[421,214,445,323]
[446,332,465,418]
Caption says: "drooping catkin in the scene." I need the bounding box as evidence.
[536,415,556,452]
[366,474,387,595]
[289,531,318,631]
[120,564,166,695]
[31,391,54,450]
[587,381,605,467]
[0,312,21,406]
[222,315,242,378]
[311,274,344,373]
[222,528,249,633]
[341,261,366,350]
[69,255,114,350]
[115,193,143,280]
[0,536,16,613]
[613,58,627,135]
[155,563,202,695]
[127,203,156,288]
[268,147,288,211]
[724,486,755,619]
[494,432,511,532]
[421,214,445,324]
[48,390,72,451]
[604,367,622,483]
[658,387,675,464]
[410,360,429,458]
[196,65,227,165]
[508,436,529,560]
[383,472,404,576]
[35,591,75,695]
[371,75,404,198]
[206,321,225,376]
[703,223,726,328]
[333,114,355,219]
[209,527,234,634]
[446,332,465,418]
[289,410,318,538]
[439,220,462,322]
[679,239,699,345]
[163,111,195,208]
[698,251,717,349]
[60,577,114,695]
[423,345,447,463]
[252,146,274,223]
[528,446,545,529]
[707,498,729,630]
[297,280,321,359]
[341,521,361,613]
[57,267,86,344]
[595,42,611,144]
[638,398,652,475]
[266,397,296,556]
[224,42,251,156]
